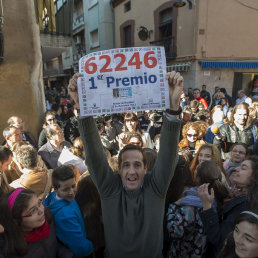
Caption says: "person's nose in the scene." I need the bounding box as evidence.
[235,234,244,246]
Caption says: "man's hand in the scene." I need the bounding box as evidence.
[68,73,81,109]
[166,71,184,110]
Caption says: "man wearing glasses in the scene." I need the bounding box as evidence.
[38,124,71,169]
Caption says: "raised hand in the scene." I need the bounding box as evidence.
[68,73,81,109]
[166,71,184,110]
[198,183,214,210]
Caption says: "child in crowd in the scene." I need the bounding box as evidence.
[0,188,72,258]
[44,165,93,258]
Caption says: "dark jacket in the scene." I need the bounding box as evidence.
[213,123,258,152]
[0,221,73,258]
[38,141,72,169]
[64,116,80,144]
[38,129,47,149]
[23,221,73,258]
[199,195,248,258]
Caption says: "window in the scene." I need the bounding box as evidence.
[124,1,131,12]
[153,2,178,58]
[88,0,98,9]
[90,29,99,49]
[124,26,132,47]
[120,20,135,48]
[159,8,172,38]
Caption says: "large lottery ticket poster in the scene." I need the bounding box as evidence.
[78,47,169,116]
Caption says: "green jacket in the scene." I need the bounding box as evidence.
[78,116,180,258]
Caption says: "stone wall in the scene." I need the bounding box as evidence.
[0,0,45,143]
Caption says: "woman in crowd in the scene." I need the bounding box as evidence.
[223,143,248,183]
[178,122,205,155]
[167,161,228,257]
[205,105,225,144]
[198,156,258,257]
[0,188,72,258]
[218,211,258,258]
[38,110,58,148]
[190,143,230,187]
[117,112,152,149]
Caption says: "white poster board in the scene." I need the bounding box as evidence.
[78,47,169,116]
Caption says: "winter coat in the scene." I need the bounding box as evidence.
[199,195,248,258]
[213,123,258,152]
[44,191,93,258]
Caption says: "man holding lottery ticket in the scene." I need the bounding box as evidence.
[68,71,183,258]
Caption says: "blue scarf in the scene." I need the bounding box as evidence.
[179,187,203,208]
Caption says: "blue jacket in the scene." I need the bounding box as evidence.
[44,192,93,258]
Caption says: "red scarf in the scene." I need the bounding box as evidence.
[23,220,50,242]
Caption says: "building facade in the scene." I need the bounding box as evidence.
[112,0,258,101]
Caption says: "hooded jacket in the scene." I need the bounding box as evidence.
[44,191,93,258]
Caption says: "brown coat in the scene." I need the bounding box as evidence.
[10,169,48,197]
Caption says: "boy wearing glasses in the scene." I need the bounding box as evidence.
[44,165,93,258]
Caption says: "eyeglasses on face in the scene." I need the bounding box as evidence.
[232,150,246,155]
[47,118,56,122]
[187,134,198,137]
[21,199,43,218]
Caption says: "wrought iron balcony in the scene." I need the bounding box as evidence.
[73,14,84,31]
[150,36,176,59]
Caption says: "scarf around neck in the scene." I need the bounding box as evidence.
[23,220,50,243]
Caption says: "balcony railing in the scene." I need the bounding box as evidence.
[73,14,84,31]
[43,67,65,77]
[150,36,176,59]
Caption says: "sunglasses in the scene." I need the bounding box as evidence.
[187,134,198,137]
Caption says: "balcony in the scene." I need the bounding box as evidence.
[150,36,176,59]
[73,14,85,34]
[43,67,67,78]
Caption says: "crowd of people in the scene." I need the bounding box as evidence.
[0,71,258,258]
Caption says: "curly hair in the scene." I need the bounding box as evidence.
[181,122,201,139]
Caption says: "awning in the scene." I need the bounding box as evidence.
[167,62,191,72]
[201,61,258,69]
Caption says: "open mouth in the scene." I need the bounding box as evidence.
[127,177,137,182]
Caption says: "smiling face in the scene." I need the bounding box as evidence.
[233,160,253,188]
[198,148,212,164]
[186,128,198,143]
[118,150,147,191]
[21,195,45,232]
[55,177,77,202]
[125,119,137,132]
[231,145,247,163]
[234,221,258,258]
[234,108,248,126]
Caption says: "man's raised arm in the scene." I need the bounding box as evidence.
[68,74,119,197]
[149,71,183,197]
